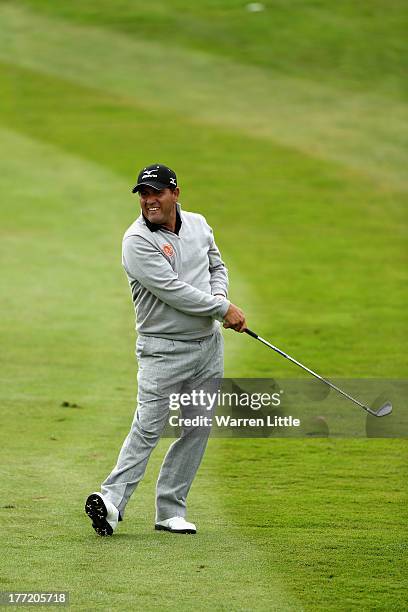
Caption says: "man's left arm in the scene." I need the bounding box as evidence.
[208,228,229,299]
[208,234,247,331]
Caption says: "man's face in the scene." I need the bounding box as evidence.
[138,186,179,228]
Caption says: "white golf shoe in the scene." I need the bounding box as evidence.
[155,516,197,534]
[85,492,119,536]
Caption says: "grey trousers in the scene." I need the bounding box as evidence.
[101,330,224,522]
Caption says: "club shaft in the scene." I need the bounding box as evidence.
[248,331,375,416]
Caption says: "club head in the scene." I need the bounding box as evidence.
[374,401,392,417]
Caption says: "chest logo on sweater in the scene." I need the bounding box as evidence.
[162,243,174,257]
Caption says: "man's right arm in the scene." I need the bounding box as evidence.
[123,235,247,331]
[123,236,230,320]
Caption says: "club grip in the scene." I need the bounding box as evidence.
[244,328,259,339]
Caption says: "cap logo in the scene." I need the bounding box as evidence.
[142,170,158,179]
[169,178,176,186]
[162,243,174,257]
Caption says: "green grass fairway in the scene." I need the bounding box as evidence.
[1,1,407,610]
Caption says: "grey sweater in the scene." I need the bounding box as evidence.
[122,204,230,340]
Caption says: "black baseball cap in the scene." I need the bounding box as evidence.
[132,164,178,193]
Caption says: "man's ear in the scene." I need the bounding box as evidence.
[173,187,180,199]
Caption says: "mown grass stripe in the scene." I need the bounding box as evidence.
[0,3,407,190]
[1,60,406,378]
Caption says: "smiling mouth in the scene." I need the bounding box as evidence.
[147,207,160,213]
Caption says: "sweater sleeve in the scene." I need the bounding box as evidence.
[122,235,230,319]
[207,226,229,298]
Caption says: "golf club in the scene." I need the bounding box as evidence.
[244,329,392,418]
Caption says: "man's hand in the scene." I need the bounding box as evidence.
[223,303,247,333]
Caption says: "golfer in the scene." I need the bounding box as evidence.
[85,164,246,535]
